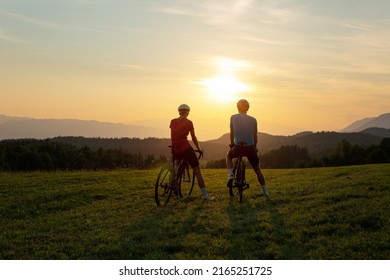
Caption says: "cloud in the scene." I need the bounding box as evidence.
[232,35,303,46]
[153,0,255,25]
[254,0,304,24]
[121,63,184,73]
[0,29,25,43]
[208,57,252,73]
[335,20,390,48]
[0,9,115,36]
[155,6,203,17]
[119,63,188,82]
[0,11,60,29]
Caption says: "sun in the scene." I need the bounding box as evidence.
[199,75,251,102]
[196,57,253,102]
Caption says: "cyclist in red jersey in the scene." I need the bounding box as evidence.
[170,104,214,201]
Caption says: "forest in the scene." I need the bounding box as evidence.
[207,138,390,168]
[0,139,164,171]
[0,137,389,171]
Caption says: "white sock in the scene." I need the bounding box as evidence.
[200,188,208,198]
[228,169,233,177]
[261,185,268,193]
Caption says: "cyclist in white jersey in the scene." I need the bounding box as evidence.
[226,99,269,197]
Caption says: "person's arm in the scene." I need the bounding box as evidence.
[254,119,258,150]
[230,126,235,147]
[190,129,202,151]
[230,116,235,146]
[254,131,258,146]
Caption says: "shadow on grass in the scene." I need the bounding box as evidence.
[265,198,304,259]
[119,196,206,259]
[226,192,304,259]
[227,195,269,259]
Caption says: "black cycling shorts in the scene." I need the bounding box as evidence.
[227,144,259,168]
[174,147,199,168]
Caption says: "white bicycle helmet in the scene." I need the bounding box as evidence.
[178,104,190,111]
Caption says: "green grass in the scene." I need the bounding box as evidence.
[0,164,389,260]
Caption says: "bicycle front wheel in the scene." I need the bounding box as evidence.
[178,163,194,198]
[155,167,173,206]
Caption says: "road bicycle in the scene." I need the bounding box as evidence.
[228,142,250,203]
[155,147,202,206]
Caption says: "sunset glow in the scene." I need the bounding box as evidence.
[199,75,251,102]
[1,1,390,140]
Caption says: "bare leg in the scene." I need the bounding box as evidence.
[226,152,233,170]
[253,166,266,186]
[193,166,214,200]
[254,166,269,196]
[192,166,205,189]
[225,153,235,190]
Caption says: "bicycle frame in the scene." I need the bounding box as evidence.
[155,147,202,206]
[229,142,250,202]
[174,158,193,197]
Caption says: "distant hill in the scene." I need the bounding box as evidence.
[0,115,168,140]
[360,127,390,138]
[52,130,383,161]
[341,113,390,132]
[204,131,383,159]
[1,114,387,160]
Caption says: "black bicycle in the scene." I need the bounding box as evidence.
[155,147,202,206]
[229,142,250,202]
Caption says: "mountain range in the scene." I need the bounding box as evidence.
[340,113,390,132]
[0,115,167,140]
[1,113,390,140]
[1,113,389,160]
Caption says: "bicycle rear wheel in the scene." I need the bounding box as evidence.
[229,182,243,202]
[155,167,173,206]
[229,164,236,197]
[236,161,246,202]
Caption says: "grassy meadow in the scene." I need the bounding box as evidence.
[0,164,389,260]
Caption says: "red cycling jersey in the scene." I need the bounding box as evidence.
[170,118,194,155]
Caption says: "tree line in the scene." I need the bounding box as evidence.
[0,139,166,171]
[206,138,390,169]
[1,138,389,171]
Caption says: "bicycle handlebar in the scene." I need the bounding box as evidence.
[229,141,247,148]
[194,149,203,159]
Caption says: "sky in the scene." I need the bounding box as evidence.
[1,0,390,140]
